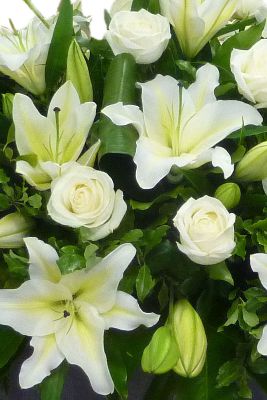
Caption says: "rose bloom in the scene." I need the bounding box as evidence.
[231,39,267,108]
[47,163,127,240]
[173,196,236,265]
[106,9,171,64]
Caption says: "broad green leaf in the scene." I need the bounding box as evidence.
[28,194,42,209]
[213,22,264,75]
[229,125,267,139]
[0,169,9,183]
[3,251,28,279]
[136,264,155,302]
[106,335,128,400]
[0,193,10,211]
[97,53,138,159]
[0,326,24,368]
[242,308,259,328]
[216,359,245,388]
[208,262,234,286]
[40,362,68,400]
[45,0,73,91]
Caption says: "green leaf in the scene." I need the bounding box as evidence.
[3,251,28,279]
[176,60,196,80]
[97,53,138,159]
[208,262,234,286]
[40,362,68,400]
[219,299,239,331]
[0,169,9,183]
[213,21,265,75]
[229,125,267,139]
[233,233,246,260]
[121,229,143,243]
[0,326,24,368]
[28,194,42,209]
[242,308,259,328]
[216,360,244,388]
[106,335,128,400]
[57,254,85,274]
[45,0,73,90]
[136,264,155,302]
[142,226,170,255]
[0,193,10,211]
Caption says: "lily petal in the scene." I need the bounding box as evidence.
[134,137,196,189]
[250,253,267,290]
[78,140,101,167]
[138,74,195,147]
[24,237,61,283]
[0,280,72,336]
[47,81,96,163]
[60,243,136,313]
[181,100,262,154]
[16,161,52,191]
[56,302,114,395]
[211,146,234,178]
[19,335,64,389]
[102,102,145,136]
[103,291,159,331]
[187,64,219,110]
[258,325,267,355]
[13,94,55,160]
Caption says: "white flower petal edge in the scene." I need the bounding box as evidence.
[0,238,159,395]
[102,64,262,189]
[19,335,64,389]
[250,253,267,290]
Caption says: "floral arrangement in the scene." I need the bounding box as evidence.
[2,0,267,399]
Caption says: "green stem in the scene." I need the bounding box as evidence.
[22,0,50,28]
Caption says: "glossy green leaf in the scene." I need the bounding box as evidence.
[45,0,73,91]
[136,264,155,302]
[0,326,24,368]
[213,21,264,74]
[97,53,138,159]
[208,262,234,286]
[40,362,68,400]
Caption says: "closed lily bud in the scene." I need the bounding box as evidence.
[214,183,241,209]
[235,141,267,181]
[0,212,33,248]
[172,299,207,378]
[66,39,93,103]
[141,326,179,374]
[2,93,14,119]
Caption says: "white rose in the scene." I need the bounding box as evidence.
[231,39,267,108]
[47,164,127,240]
[106,9,171,64]
[235,0,267,18]
[173,196,236,265]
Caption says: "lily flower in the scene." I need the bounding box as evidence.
[160,0,238,59]
[0,18,54,95]
[13,80,98,190]
[0,237,159,395]
[102,64,262,189]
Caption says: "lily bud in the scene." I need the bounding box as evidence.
[172,299,207,378]
[141,326,179,374]
[66,39,93,103]
[235,141,267,181]
[2,93,14,119]
[214,183,241,209]
[0,212,33,248]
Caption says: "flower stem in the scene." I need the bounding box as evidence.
[22,0,50,28]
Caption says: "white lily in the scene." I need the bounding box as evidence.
[0,212,33,248]
[13,80,98,190]
[0,237,159,394]
[102,64,262,189]
[160,0,238,59]
[0,18,54,95]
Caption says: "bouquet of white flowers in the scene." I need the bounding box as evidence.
[1,0,267,399]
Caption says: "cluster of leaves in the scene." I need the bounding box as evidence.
[1,0,267,399]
